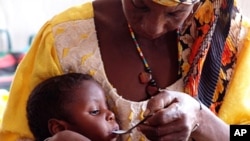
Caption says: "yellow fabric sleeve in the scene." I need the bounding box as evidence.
[0,2,93,141]
[218,19,250,124]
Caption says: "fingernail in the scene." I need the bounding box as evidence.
[143,121,149,124]
[143,109,150,117]
[137,127,141,131]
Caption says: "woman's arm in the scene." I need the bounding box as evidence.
[0,22,63,140]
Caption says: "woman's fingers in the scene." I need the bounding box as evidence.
[139,120,190,141]
[144,91,178,117]
[145,101,181,126]
[140,90,201,141]
[139,118,187,135]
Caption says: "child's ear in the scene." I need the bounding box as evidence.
[48,119,69,135]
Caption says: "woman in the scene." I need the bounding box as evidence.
[1,0,250,141]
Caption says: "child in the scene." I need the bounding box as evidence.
[26,73,119,141]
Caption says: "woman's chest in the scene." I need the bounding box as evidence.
[98,29,180,101]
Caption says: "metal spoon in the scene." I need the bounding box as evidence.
[112,115,152,135]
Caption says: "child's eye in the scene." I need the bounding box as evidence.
[89,110,100,115]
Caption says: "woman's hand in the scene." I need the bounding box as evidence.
[139,90,201,141]
[46,130,91,141]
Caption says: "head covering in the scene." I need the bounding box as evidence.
[153,0,200,6]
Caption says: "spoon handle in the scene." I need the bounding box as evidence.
[127,114,153,132]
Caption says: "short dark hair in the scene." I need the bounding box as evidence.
[26,73,94,141]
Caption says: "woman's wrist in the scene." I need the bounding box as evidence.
[191,97,203,132]
[190,99,204,140]
[190,103,229,141]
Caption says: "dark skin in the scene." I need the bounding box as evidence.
[49,80,119,141]
[49,0,230,140]
[94,0,179,101]
[93,1,229,141]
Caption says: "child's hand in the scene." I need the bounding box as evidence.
[46,130,91,141]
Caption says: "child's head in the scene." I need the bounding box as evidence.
[27,73,119,141]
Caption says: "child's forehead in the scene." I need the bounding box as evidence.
[71,80,105,99]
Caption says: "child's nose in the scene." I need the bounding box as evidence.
[106,110,115,121]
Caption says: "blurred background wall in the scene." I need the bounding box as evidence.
[0,0,249,52]
[0,0,91,53]
[237,0,250,18]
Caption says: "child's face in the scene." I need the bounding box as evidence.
[65,80,119,141]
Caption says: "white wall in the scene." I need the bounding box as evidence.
[0,0,91,52]
[237,0,250,18]
[0,0,250,52]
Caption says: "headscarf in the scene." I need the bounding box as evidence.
[153,0,200,6]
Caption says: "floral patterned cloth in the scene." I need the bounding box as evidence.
[179,0,243,114]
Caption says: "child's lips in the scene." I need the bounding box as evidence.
[112,125,119,132]
[109,126,119,138]
[110,124,119,134]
